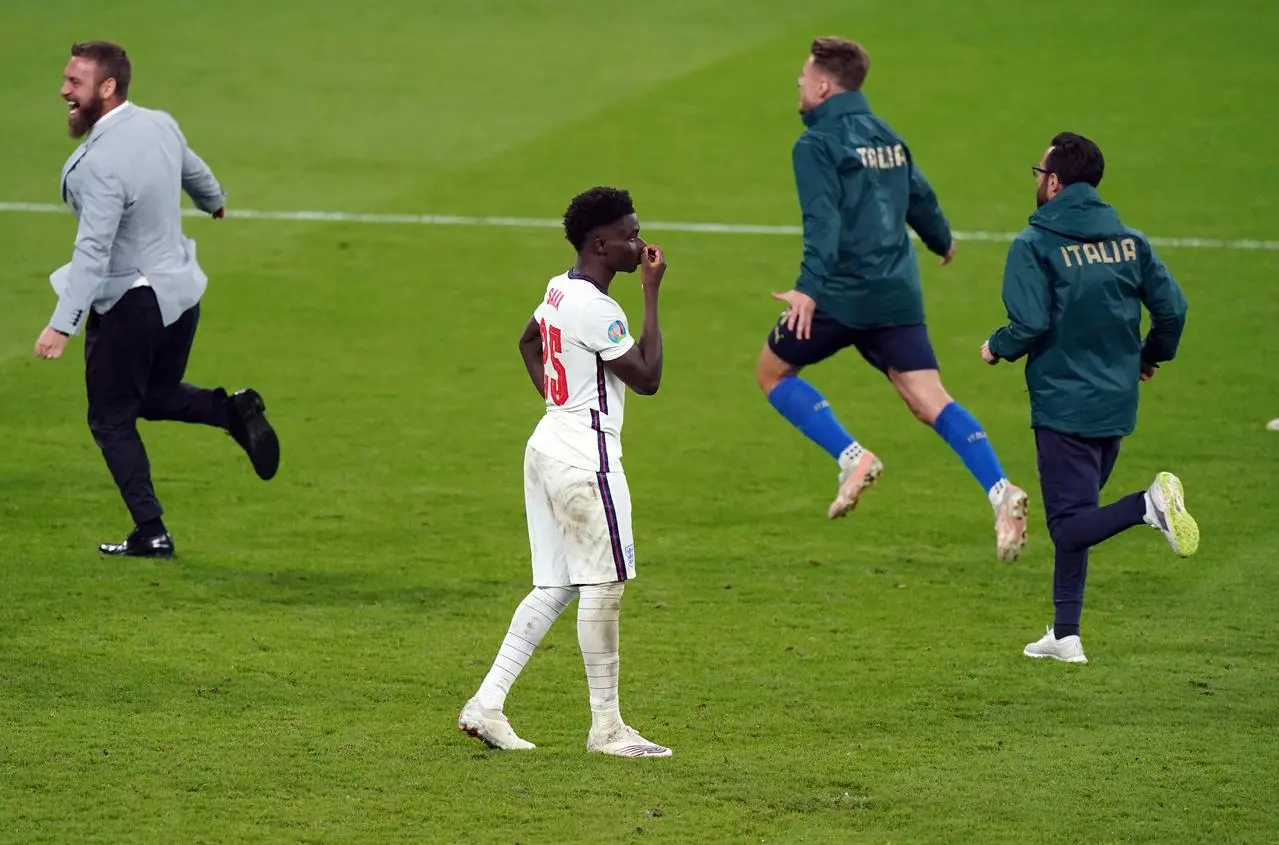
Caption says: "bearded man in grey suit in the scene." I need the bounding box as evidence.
[35,41,280,558]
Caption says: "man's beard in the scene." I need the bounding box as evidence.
[1035,182,1049,208]
[68,95,104,138]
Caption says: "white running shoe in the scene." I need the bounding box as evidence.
[995,484,1030,562]
[458,698,535,751]
[586,725,672,758]
[828,450,884,519]
[1023,627,1088,664]
[1146,472,1199,557]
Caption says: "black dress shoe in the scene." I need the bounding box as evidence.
[226,388,280,480]
[99,532,176,558]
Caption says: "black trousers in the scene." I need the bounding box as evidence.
[1034,428,1148,635]
[84,287,229,527]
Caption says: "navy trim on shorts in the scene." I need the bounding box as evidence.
[596,471,628,581]
[589,409,608,473]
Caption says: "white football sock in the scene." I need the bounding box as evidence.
[577,582,625,735]
[838,442,866,469]
[476,586,577,712]
[988,477,1010,509]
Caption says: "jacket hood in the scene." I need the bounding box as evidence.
[1029,183,1126,240]
[801,91,871,127]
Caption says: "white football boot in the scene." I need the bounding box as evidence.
[994,484,1030,562]
[458,698,535,751]
[1146,472,1199,557]
[828,449,884,519]
[586,725,672,758]
[1023,627,1088,664]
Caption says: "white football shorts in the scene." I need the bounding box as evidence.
[524,444,636,587]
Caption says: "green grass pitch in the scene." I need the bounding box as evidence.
[2,0,1277,841]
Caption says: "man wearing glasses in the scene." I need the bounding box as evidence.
[982,132,1197,664]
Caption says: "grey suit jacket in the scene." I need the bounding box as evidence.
[51,102,226,335]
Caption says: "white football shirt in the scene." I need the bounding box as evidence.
[526,270,635,473]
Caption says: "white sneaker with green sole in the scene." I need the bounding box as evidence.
[1146,471,1199,557]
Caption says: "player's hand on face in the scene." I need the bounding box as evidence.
[770,290,816,340]
[980,341,998,365]
[641,244,666,289]
[940,244,957,266]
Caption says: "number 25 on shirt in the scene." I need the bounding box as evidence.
[540,319,568,406]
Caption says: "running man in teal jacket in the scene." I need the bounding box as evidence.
[983,132,1198,663]
[758,36,1029,563]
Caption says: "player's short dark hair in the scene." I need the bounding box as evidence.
[71,41,131,100]
[1045,132,1104,188]
[562,187,636,252]
[811,36,870,92]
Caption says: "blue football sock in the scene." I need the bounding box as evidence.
[934,402,1007,493]
[767,376,856,461]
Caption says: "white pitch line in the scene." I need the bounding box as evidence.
[2,201,1276,252]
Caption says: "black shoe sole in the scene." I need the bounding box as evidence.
[228,388,280,480]
[99,534,176,558]
[98,546,176,559]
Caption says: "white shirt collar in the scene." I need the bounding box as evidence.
[94,100,134,130]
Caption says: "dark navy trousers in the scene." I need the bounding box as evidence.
[1034,428,1149,637]
[84,287,230,527]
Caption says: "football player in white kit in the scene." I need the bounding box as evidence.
[459,187,671,758]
